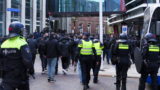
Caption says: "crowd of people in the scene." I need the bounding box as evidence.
[2,22,159,90]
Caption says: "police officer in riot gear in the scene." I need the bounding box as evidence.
[138,33,160,90]
[0,22,34,90]
[92,39,104,83]
[75,32,97,90]
[113,33,132,90]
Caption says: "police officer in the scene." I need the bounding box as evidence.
[92,39,104,83]
[75,32,97,90]
[113,33,132,90]
[138,33,159,90]
[0,22,34,90]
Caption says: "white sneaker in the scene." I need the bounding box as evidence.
[63,69,67,75]
[42,71,45,74]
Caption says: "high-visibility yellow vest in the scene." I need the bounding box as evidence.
[149,45,159,52]
[94,42,104,55]
[80,40,93,55]
[119,43,129,49]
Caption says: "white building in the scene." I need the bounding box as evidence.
[0,0,46,37]
[108,0,159,37]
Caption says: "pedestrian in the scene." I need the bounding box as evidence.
[92,39,104,83]
[69,35,74,65]
[74,32,97,90]
[138,33,159,90]
[0,22,34,90]
[44,34,61,82]
[59,37,71,75]
[27,34,38,64]
[33,30,40,39]
[104,36,112,64]
[38,37,46,74]
[113,33,132,90]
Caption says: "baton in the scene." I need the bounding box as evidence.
[31,74,35,79]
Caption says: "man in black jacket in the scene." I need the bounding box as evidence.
[27,34,38,65]
[104,36,112,64]
[44,34,61,82]
[59,37,71,74]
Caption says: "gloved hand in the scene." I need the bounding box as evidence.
[29,69,34,75]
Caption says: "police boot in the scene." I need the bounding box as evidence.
[83,85,87,90]
[121,83,126,90]
[116,83,120,90]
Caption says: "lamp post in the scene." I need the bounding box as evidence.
[99,0,104,71]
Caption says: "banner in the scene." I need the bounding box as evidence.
[120,0,126,11]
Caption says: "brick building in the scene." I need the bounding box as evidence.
[71,17,107,34]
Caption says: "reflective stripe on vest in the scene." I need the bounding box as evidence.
[119,43,129,49]
[94,42,102,55]
[80,40,93,55]
[149,45,159,52]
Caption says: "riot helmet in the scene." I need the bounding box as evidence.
[83,32,89,37]
[8,21,25,38]
[93,39,99,43]
[117,33,127,42]
[144,33,157,42]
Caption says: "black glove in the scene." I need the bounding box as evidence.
[29,69,34,75]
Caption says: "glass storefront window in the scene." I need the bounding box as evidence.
[11,0,21,22]
[37,0,42,32]
[25,0,33,34]
[0,0,5,37]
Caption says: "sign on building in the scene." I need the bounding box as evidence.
[122,25,127,34]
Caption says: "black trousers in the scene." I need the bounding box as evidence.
[55,56,59,73]
[71,53,74,65]
[61,57,69,69]
[103,49,106,60]
[92,56,101,80]
[32,53,36,64]
[40,54,45,71]
[80,56,92,85]
[116,62,129,86]
[3,81,29,90]
[138,72,158,90]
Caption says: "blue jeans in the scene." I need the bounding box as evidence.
[105,49,111,63]
[78,60,82,83]
[47,57,57,80]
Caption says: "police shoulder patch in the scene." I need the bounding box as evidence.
[26,48,30,53]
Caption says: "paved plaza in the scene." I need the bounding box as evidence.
[27,55,151,90]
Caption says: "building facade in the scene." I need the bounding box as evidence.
[71,17,107,34]
[108,0,159,37]
[0,0,46,37]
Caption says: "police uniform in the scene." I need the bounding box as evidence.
[114,33,132,90]
[75,32,97,90]
[138,33,159,90]
[92,39,104,83]
[0,22,34,90]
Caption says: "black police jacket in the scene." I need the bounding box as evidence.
[27,38,38,54]
[59,39,71,57]
[141,43,160,73]
[114,42,132,63]
[44,37,61,58]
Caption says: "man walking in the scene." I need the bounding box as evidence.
[27,34,38,65]
[44,34,61,82]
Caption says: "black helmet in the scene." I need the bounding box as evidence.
[117,33,127,42]
[8,22,25,38]
[83,32,89,37]
[90,36,94,40]
[144,33,157,42]
[93,39,99,43]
